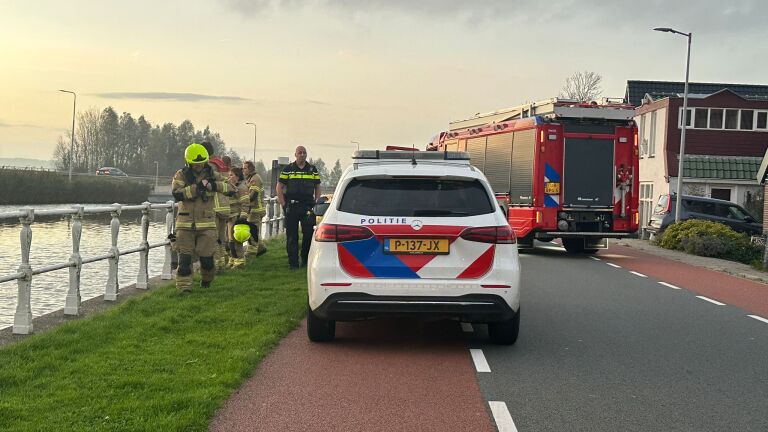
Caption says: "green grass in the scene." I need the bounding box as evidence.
[0,237,307,432]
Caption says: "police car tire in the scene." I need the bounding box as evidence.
[307,304,336,342]
[488,309,520,345]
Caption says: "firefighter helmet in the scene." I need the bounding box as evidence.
[233,223,251,243]
[185,143,209,165]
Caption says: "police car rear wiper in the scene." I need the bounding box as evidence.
[412,209,469,216]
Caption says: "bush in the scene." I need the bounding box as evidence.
[658,219,762,265]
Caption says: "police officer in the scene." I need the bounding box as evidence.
[277,146,321,270]
[243,161,267,257]
[171,143,230,292]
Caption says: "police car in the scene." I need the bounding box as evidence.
[307,150,521,344]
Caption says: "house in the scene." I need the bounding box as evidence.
[626,80,768,235]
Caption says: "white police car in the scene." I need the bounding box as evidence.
[307,150,521,344]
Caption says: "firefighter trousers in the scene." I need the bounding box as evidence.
[175,229,217,291]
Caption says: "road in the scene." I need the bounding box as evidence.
[211,242,768,431]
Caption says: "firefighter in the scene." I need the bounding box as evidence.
[243,161,268,257]
[227,167,251,268]
[277,146,321,270]
[201,141,233,268]
[171,143,230,292]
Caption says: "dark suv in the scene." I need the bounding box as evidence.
[646,194,762,236]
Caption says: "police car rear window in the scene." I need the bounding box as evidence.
[338,178,494,217]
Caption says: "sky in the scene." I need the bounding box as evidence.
[1,0,767,167]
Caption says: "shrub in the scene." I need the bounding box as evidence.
[658,219,762,265]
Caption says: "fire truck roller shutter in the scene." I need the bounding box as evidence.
[563,138,614,207]
[510,129,535,205]
[466,137,486,172]
[484,133,514,194]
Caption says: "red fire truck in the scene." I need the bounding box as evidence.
[427,98,639,253]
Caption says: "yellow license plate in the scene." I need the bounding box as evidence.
[545,182,561,194]
[384,238,449,255]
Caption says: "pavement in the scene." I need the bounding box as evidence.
[613,238,768,286]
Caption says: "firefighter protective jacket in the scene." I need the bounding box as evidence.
[229,180,250,219]
[172,165,230,230]
[246,172,266,220]
[279,162,320,204]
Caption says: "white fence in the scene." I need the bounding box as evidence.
[0,197,285,335]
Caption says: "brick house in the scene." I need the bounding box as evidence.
[625,80,768,234]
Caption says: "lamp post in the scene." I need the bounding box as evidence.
[351,140,360,151]
[153,161,159,188]
[654,27,692,223]
[245,122,257,162]
[59,89,77,182]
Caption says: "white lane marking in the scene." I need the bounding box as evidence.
[696,296,726,306]
[469,349,491,373]
[489,401,519,432]
[606,263,621,268]
[589,256,601,261]
[748,315,768,324]
[659,282,682,290]
[629,271,647,278]
[461,322,474,333]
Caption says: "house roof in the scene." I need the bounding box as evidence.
[626,80,768,107]
[682,155,762,180]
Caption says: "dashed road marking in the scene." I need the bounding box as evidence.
[469,349,491,373]
[488,401,519,432]
[748,315,768,324]
[461,322,474,333]
[696,296,726,306]
[659,282,682,290]
[589,256,601,261]
[629,271,647,278]
[606,263,621,268]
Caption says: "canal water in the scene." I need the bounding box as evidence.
[0,204,172,330]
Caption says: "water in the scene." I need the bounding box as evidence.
[0,204,173,330]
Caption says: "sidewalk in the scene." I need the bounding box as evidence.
[613,238,768,286]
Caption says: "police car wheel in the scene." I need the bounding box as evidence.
[307,304,336,342]
[488,309,520,345]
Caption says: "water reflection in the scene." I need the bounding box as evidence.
[0,204,173,329]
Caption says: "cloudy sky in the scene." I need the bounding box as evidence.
[1,0,766,166]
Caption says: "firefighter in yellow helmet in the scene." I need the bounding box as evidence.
[171,143,230,292]
[243,160,268,257]
[226,167,251,268]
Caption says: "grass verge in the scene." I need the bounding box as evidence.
[0,236,306,431]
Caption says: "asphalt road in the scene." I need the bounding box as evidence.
[469,242,768,431]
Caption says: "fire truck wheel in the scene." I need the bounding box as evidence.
[562,238,585,254]
[307,303,336,342]
[488,309,520,345]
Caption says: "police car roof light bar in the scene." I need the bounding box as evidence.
[352,150,469,161]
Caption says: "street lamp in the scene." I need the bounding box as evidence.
[654,27,692,223]
[245,122,257,162]
[59,89,77,182]
[351,140,360,151]
[153,161,159,188]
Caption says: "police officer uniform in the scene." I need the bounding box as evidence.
[279,161,320,268]
[171,144,230,292]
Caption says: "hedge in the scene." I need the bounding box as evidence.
[0,170,151,205]
[657,219,762,265]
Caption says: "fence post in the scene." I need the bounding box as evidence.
[276,200,284,233]
[13,208,34,334]
[105,203,122,301]
[136,202,151,289]
[162,200,175,280]
[65,205,84,315]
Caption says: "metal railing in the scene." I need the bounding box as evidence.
[0,197,285,335]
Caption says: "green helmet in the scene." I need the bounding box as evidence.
[233,223,251,243]
[185,143,209,165]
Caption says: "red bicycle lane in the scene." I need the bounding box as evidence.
[598,244,768,318]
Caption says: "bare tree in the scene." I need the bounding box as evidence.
[560,71,603,101]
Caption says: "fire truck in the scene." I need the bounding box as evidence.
[427,98,639,253]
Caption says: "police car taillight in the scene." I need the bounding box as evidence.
[315,224,374,242]
[460,226,517,244]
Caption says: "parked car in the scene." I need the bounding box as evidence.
[307,150,521,344]
[646,194,762,236]
[96,167,128,176]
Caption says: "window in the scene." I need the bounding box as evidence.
[681,108,692,127]
[709,109,724,129]
[694,109,708,128]
[649,111,657,157]
[725,109,739,129]
[639,114,646,156]
[640,183,654,227]
[757,111,767,130]
[740,110,754,130]
[339,178,494,216]
[711,188,731,201]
